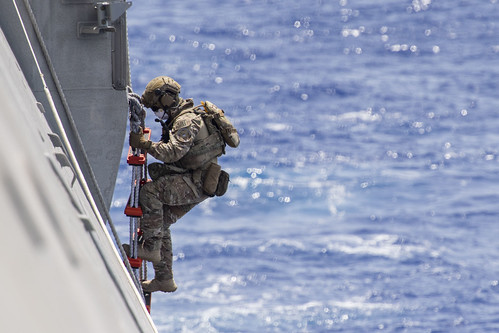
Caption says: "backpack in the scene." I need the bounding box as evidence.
[201,101,240,148]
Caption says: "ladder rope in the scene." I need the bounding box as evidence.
[127,91,149,286]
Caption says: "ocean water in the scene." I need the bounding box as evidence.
[110,1,499,332]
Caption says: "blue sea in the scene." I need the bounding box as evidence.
[110,1,499,332]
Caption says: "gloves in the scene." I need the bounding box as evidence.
[129,127,152,150]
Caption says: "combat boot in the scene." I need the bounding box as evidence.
[123,243,161,263]
[142,278,177,293]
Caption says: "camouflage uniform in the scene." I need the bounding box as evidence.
[129,76,237,292]
[139,98,220,283]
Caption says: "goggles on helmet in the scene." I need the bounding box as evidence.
[152,89,178,110]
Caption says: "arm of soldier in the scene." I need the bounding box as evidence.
[147,114,202,163]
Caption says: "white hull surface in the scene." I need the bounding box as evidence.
[0,1,157,332]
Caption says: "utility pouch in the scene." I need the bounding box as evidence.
[215,170,229,197]
[202,163,222,196]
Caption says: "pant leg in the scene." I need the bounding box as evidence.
[138,181,164,246]
[141,173,208,280]
[140,173,202,239]
[151,228,173,280]
[152,203,202,280]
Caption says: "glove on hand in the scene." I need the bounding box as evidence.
[129,127,152,150]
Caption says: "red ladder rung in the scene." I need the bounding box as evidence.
[125,204,143,217]
[126,256,143,269]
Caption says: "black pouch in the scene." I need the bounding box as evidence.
[215,170,229,196]
[148,163,165,181]
[202,163,222,196]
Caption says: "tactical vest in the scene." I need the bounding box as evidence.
[166,100,239,171]
[173,108,225,170]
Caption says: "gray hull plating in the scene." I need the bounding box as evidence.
[0,1,156,331]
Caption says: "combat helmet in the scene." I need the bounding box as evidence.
[141,76,181,109]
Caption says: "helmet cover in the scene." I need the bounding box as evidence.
[141,76,181,108]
